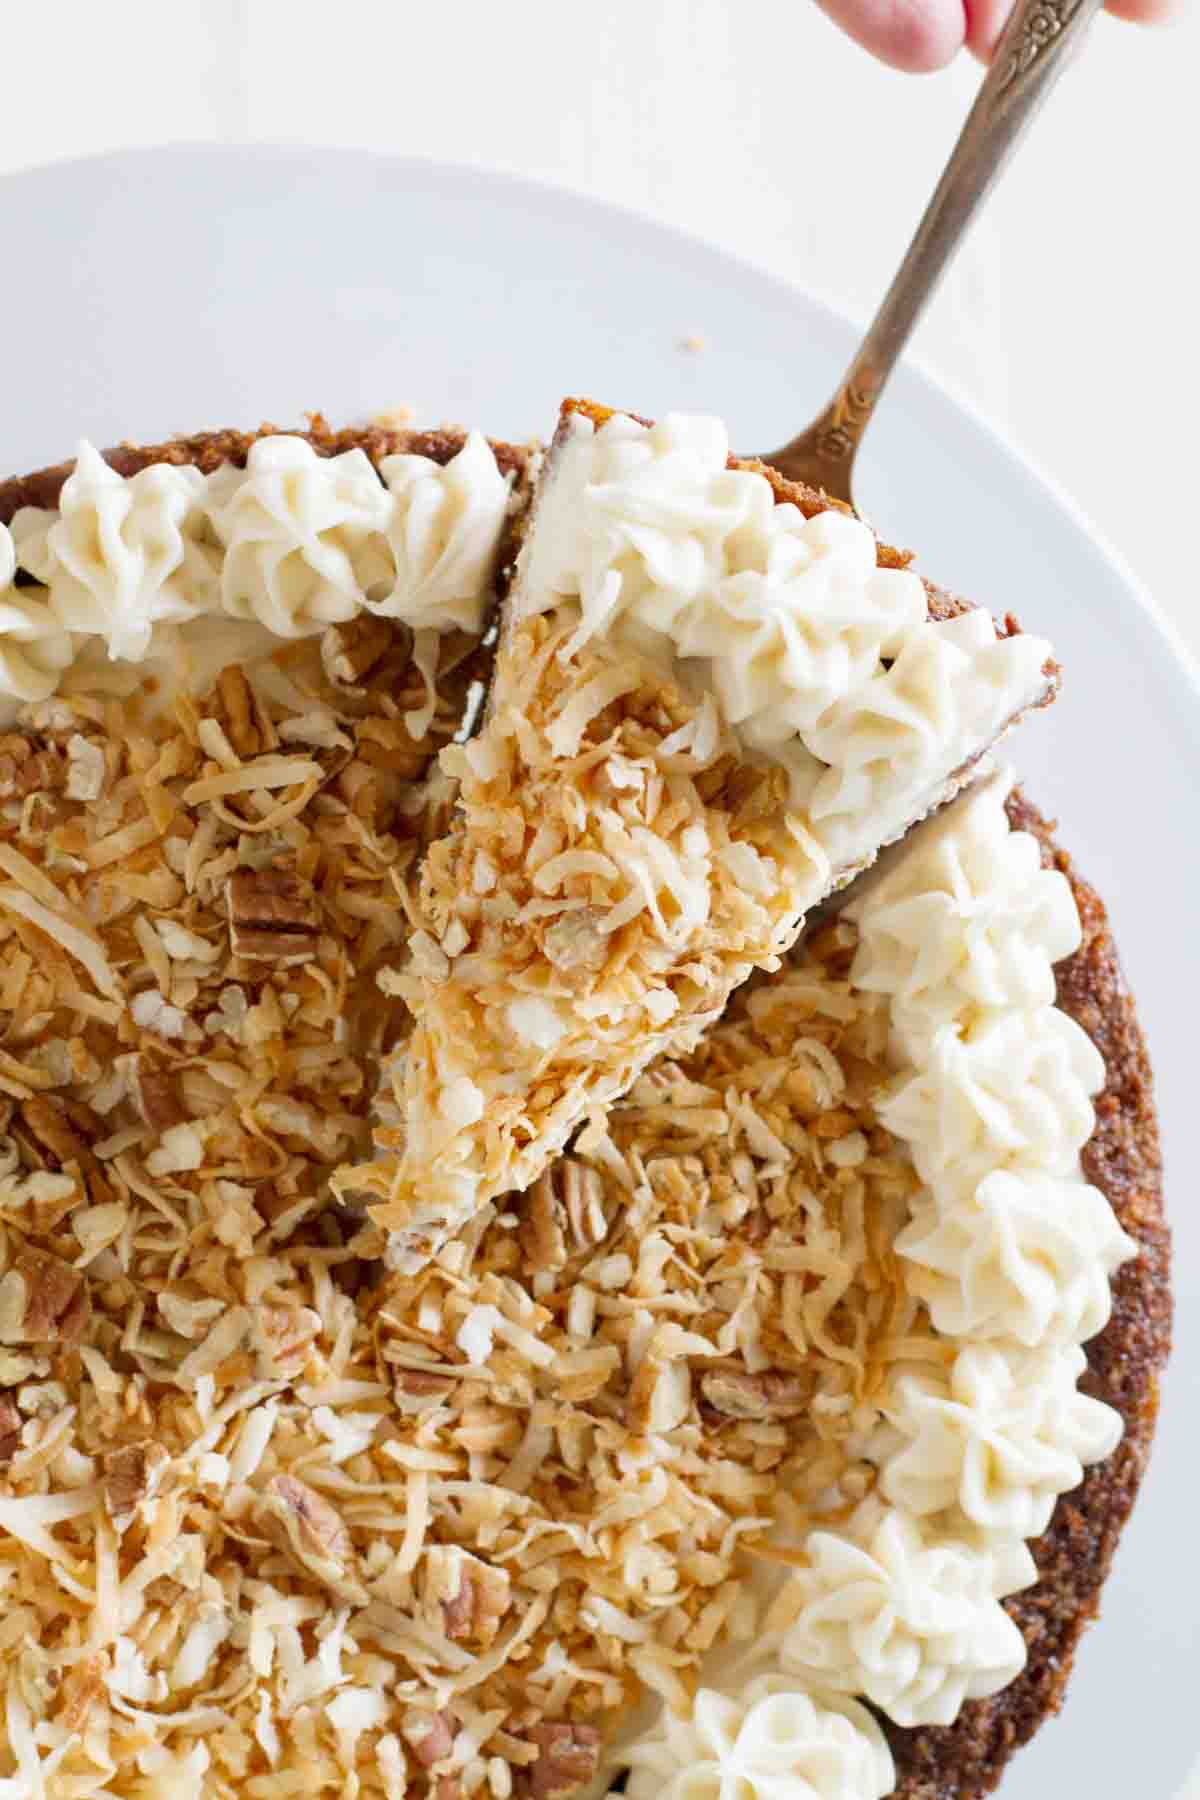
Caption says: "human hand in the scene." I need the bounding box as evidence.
[813,0,1177,71]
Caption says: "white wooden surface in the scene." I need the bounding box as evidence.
[1,7,1198,1790]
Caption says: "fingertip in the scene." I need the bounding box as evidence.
[1105,0,1181,23]
[813,0,967,71]
[963,0,1011,60]
[881,0,968,70]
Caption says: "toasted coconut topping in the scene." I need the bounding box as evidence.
[337,614,830,1266]
[0,654,926,1798]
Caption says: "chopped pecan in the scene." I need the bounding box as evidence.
[541,907,608,982]
[132,1058,184,1131]
[519,1172,568,1273]
[561,1159,609,1250]
[103,1440,170,1529]
[321,614,402,686]
[411,1708,458,1766]
[249,1302,321,1377]
[0,1246,89,1344]
[227,868,320,965]
[394,1366,455,1413]
[21,1094,115,1208]
[257,1473,365,1602]
[216,666,263,758]
[737,1205,771,1246]
[0,1395,20,1461]
[522,1724,602,1800]
[700,1367,812,1420]
[522,1159,608,1270]
[418,1544,511,1646]
[0,737,64,800]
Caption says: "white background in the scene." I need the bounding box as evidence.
[1,5,1198,1796]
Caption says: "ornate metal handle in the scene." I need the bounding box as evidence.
[770,0,1103,495]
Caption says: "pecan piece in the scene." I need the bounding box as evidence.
[700,1367,812,1420]
[227,868,320,965]
[216,666,263,758]
[418,1545,511,1647]
[521,1158,608,1270]
[103,1440,170,1530]
[410,1708,458,1767]
[21,1094,115,1209]
[518,1172,568,1273]
[394,1366,455,1413]
[0,1395,21,1461]
[257,1473,365,1602]
[523,1724,602,1800]
[0,736,64,800]
[321,614,402,686]
[0,1247,89,1344]
[132,1058,185,1131]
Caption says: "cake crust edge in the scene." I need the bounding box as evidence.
[887,789,1171,1800]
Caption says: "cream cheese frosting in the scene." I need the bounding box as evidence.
[897,1168,1135,1347]
[518,409,1054,873]
[847,770,1082,1052]
[624,1674,895,1800]
[776,1499,1034,1728]
[10,443,218,663]
[876,1007,1104,1199]
[1,430,513,712]
[873,1341,1124,1538]
[373,429,513,633]
[0,523,75,704]
[205,436,396,637]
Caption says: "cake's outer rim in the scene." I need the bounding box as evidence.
[887,787,1171,1800]
[0,415,532,525]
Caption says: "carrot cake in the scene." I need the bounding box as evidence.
[0,422,1167,1800]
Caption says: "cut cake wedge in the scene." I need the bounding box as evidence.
[339,398,1058,1268]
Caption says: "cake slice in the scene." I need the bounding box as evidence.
[340,399,1058,1268]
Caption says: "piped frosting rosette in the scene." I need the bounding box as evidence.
[1,430,514,712]
[619,771,1137,1799]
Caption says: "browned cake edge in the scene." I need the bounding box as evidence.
[0,416,531,524]
[887,789,1171,1800]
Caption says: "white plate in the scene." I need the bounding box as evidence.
[3,144,1197,1799]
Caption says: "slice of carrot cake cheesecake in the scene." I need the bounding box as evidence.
[342,398,1059,1272]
